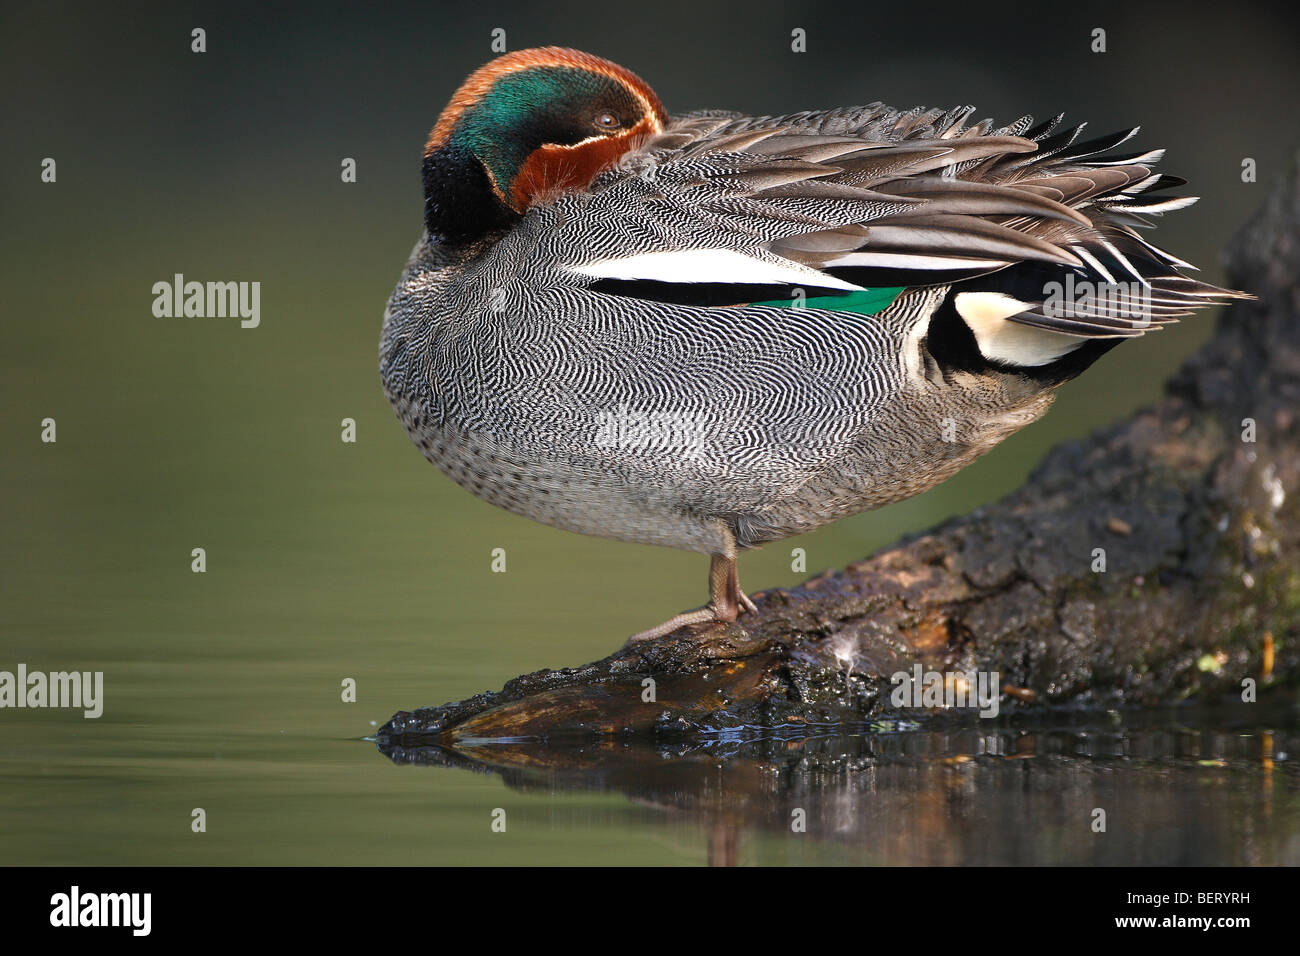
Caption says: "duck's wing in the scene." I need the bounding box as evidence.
[552,105,1246,359]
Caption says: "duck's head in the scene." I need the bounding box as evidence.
[421,47,667,245]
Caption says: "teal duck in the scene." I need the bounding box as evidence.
[380,47,1247,643]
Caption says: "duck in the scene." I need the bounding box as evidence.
[380,46,1246,644]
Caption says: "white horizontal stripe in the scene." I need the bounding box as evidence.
[570,249,864,291]
[827,252,1008,270]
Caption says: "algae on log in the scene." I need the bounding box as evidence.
[379,157,1300,748]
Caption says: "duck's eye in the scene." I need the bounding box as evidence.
[593,112,622,131]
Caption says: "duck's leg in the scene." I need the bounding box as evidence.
[625,550,757,644]
[727,556,760,614]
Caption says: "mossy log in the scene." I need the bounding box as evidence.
[379,156,1299,751]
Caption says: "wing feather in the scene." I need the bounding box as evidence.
[552,101,1244,336]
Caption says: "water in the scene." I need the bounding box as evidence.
[5,690,1295,865]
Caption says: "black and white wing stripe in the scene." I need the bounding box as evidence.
[550,104,1246,368]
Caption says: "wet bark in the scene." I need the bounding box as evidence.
[379,156,1300,748]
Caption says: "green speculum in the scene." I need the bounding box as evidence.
[748,287,905,315]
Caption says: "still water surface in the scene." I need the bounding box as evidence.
[4,684,1295,864]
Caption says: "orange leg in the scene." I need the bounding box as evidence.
[625,552,758,644]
